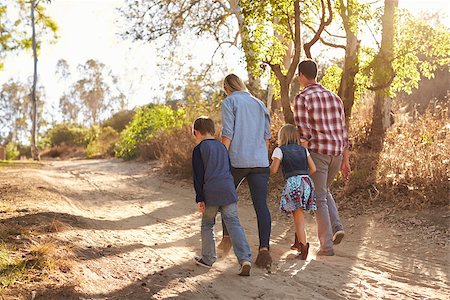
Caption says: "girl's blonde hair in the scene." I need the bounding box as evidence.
[278,124,300,146]
[223,73,246,95]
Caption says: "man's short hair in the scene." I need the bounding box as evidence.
[298,59,318,80]
[193,116,215,135]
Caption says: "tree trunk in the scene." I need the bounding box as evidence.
[280,78,294,124]
[370,0,398,136]
[30,1,39,161]
[338,30,359,130]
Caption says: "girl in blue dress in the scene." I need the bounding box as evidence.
[270,124,317,260]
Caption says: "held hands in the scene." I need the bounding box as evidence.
[299,138,309,148]
[197,202,205,213]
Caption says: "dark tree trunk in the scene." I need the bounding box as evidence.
[31,0,39,161]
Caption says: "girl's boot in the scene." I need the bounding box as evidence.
[290,234,301,251]
[299,242,309,260]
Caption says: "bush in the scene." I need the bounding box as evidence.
[86,126,119,158]
[46,123,93,147]
[102,110,135,133]
[115,105,185,160]
[5,142,19,160]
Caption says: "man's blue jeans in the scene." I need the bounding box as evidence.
[223,167,271,249]
[201,202,252,266]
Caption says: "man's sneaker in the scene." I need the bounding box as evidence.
[333,230,345,245]
[194,256,212,269]
[238,261,251,276]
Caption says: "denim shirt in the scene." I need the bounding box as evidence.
[221,91,271,168]
[279,143,309,180]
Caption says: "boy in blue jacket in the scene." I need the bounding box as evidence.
[192,116,252,276]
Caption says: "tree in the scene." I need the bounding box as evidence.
[0,80,45,145]
[31,0,38,159]
[0,0,57,70]
[61,59,126,125]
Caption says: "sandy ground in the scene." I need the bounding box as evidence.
[0,159,449,300]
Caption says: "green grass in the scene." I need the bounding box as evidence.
[0,160,43,169]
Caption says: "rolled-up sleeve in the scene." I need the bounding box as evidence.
[221,98,234,140]
[294,94,312,141]
[264,111,271,140]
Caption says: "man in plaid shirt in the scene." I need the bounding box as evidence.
[294,59,351,256]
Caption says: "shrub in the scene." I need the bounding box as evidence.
[102,110,135,133]
[5,142,19,160]
[46,123,92,147]
[115,105,185,160]
[86,126,119,158]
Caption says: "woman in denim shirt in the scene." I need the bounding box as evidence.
[219,73,272,269]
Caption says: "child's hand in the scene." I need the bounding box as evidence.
[197,202,205,213]
[299,138,309,148]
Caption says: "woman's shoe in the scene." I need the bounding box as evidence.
[255,248,272,268]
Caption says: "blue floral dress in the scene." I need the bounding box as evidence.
[280,174,316,214]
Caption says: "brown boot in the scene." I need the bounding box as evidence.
[298,242,309,260]
[290,233,301,251]
[255,248,272,268]
[217,235,232,254]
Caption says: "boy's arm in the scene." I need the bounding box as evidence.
[192,146,205,203]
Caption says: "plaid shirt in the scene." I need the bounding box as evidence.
[294,83,349,156]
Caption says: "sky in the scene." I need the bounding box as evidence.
[0,0,449,116]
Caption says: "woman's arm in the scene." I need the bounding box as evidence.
[222,136,232,150]
[307,155,316,174]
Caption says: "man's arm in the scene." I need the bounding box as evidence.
[293,94,312,141]
[341,147,351,180]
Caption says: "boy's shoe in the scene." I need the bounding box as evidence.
[217,235,232,253]
[238,261,251,276]
[194,256,212,269]
[333,230,345,245]
[255,248,272,268]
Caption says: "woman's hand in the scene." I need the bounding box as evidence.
[197,202,205,213]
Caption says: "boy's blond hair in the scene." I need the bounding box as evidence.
[223,74,246,94]
[277,124,300,146]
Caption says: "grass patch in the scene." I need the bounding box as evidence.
[0,160,43,169]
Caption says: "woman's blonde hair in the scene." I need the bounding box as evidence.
[278,124,300,146]
[223,73,246,95]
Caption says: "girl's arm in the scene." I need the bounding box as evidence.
[270,158,281,175]
[307,155,316,174]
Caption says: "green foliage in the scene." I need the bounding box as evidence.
[86,126,119,158]
[115,105,186,160]
[321,65,343,94]
[45,123,93,147]
[5,142,19,160]
[102,110,135,133]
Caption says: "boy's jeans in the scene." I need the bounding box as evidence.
[201,202,252,266]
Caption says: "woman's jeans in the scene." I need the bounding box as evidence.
[222,167,271,249]
[201,202,252,265]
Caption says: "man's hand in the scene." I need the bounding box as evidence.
[197,202,205,213]
[341,148,351,180]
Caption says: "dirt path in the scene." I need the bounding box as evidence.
[1,159,448,299]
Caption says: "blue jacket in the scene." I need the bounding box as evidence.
[192,139,238,206]
[279,143,309,180]
[221,91,271,168]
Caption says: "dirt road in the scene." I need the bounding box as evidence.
[1,159,448,299]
